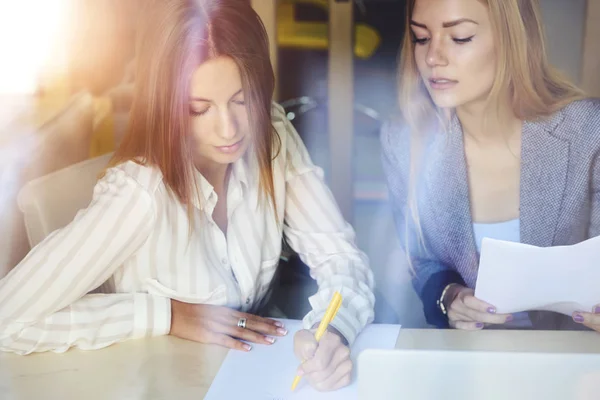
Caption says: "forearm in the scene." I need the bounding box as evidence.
[301,253,375,346]
[416,265,466,328]
[0,293,171,354]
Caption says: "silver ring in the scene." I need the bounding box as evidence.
[237,317,247,329]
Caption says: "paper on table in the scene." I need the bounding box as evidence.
[474,236,600,315]
[205,319,401,400]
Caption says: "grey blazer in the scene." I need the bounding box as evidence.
[381,98,600,329]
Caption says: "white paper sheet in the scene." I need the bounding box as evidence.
[474,236,600,315]
[205,319,401,400]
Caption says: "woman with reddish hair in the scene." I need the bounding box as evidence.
[0,0,375,391]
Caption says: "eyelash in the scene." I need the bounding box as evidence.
[190,108,209,117]
[190,100,246,117]
[412,35,474,45]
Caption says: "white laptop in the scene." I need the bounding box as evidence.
[357,349,600,400]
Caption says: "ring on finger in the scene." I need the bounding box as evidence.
[237,317,247,329]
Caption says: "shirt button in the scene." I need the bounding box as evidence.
[246,297,251,304]
[221,257,228,265]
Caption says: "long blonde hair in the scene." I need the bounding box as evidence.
[397,0,585,265]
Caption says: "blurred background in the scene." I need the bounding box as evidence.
[0,0,598,328]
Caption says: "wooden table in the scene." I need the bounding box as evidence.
[0,336,228,400]
[2,329,600,399]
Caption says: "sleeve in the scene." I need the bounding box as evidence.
[588,102,600,239]
[380,120,465,328]
[276,110,376,345]
[0,166,171,355]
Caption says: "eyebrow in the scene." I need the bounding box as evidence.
[410,18,478,29]
[190,88,243,102]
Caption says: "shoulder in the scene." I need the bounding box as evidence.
[98,160,164,197]
[561,97,600,118]
[380,115,411,157]
[269,102,321,179]
[270,101,294,145]
[271,101,287,124]
[270,101,303,152]
[558,98,600,133]
[556,97,600,150]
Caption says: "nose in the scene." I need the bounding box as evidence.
[425,38,448,68]
[216,109,238,140]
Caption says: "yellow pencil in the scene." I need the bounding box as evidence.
[291,291,343,391]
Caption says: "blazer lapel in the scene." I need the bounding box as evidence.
[424,114,480,287]
[520,111,569,247]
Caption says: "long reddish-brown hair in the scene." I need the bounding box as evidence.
[108,0,279,219]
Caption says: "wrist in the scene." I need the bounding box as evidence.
[438,283,462,315]
[311,322,349,346]
[443,284,462,309]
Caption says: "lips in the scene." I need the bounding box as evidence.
[428,77,458,90]
[215,138,244,154]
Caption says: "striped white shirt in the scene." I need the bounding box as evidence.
[0,103,375,355]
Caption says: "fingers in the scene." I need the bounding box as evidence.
[452,320,485,330]
[211,311,288,345]
[301,336,352,392]
[459,307,512,325]
[447,309,476,328]
[328,364,354,391]
[300,331,343,377]
[173,304,287,348]
[452,296,513,325]
[234,314,288,337]
[574,306,600,331]
[311,358,353,392]
[207,331,252,352]
[243,313,285,329]
[461,294,496,314]
[294,329,318,360]
[206,317,274,345]
[223,323,278,345]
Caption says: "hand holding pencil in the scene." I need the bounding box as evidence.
[290,292,353,392]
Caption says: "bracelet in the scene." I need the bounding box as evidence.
[437,283,456,315]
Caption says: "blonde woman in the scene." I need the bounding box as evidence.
[382,0,600,331]
[0,0,375,391]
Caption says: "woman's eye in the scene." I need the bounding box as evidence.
[453,35,475,44]
[412,37,429,45]
[190,107,210,116]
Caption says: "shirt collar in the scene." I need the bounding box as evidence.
[191,156,252,212]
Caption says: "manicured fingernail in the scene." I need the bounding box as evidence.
[594,307,600,314]
[274,321,285,328]
[487,307,496,314]
[243,344,252,351]
[475,322,484,328]
[506,315,514,322]
[573,313,584,323]
[277,328,288,335]
[265,336,275,344]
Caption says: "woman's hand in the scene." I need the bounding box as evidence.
[446,285,513,330]
[169,300,288,351]
[572,305,600,332]
[293,328,352,392]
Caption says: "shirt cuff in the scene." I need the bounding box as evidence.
[132,293,172,339]
[420,270,466,329]
[302,306,361,346]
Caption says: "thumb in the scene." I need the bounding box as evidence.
[294,329,318,361]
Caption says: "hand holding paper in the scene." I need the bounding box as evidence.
[446,285,513,330]
[474,236,600,317]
